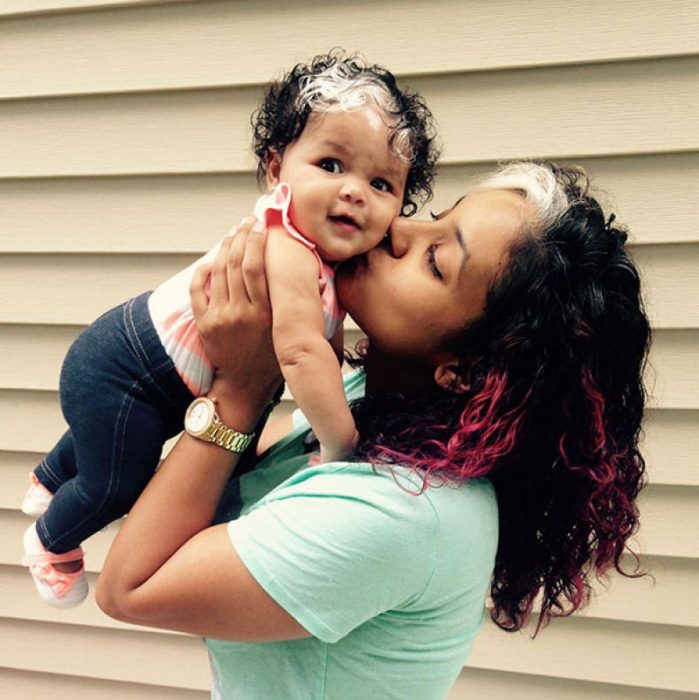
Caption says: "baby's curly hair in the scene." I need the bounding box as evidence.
[251,50,440,216]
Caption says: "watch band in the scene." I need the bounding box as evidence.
[203,413,255,453]
[185,396,256,454]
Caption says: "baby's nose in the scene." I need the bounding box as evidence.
[339,179,366,204]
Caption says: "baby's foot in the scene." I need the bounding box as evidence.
[21,472,54,517]
[22,524,88,608]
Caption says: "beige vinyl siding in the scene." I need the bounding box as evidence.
[1,1,697,698]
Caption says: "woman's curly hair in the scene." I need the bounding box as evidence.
[251,50,440,216]
[349,162,652,634]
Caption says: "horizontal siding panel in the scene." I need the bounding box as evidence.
[0,324,79,391]
[1,325,695,407]
[449,668,697,700]
[425,57,699,164]
[645,330,699,410]
[0,1,182,18]
[0,87,259,177]
[1,481,696,565]
[640,409,699,486]
[635,485,698,558]
[577,555,699,628]
[0,451,45,504]
[1,245,695,328]
[0,253,198,324]
[631,243,699,329]
[1,0,698,98]
[0,667,207,700]
[0,617,210,690]
[468,616,699,693]
[2,152,698,255]
[0,173,257,254]
[2,57,699,178]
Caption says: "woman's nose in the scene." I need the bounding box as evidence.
[388,217,415,258]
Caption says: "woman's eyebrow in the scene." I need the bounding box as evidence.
[434,195,467,220]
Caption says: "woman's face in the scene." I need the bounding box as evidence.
[336,188,532,364]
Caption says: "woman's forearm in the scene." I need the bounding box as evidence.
[95,384,260,617]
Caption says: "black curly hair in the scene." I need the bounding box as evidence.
[251,50,439,216]
[348,162,652,634]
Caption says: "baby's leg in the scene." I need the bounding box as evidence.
[34,429,77,492]
[35,389,167,554]
[34,294,188,555]
[21,430,76,517]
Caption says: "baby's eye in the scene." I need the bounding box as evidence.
[371,178,392,193]
[427,244,444,280]
[319,158,342,174]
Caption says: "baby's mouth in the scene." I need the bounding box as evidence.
[329,214,360,231]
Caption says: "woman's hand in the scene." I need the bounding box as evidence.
[191,218,282,428]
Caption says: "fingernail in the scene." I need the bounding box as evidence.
[239,216,255,227]
[252,220,265,233]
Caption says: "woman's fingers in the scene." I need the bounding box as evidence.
[208,232,236,305]
[240,220,270,309]
[190,261,213,325]
[190,217,257,328]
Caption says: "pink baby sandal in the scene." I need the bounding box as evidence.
[21,472,54,517]
[22,524,88,608]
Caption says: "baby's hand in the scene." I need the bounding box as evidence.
[315,429,360,466]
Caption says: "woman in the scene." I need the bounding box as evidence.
[96,162,651,699]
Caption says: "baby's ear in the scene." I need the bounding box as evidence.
[434,363,469,394]
[265,150,282,189]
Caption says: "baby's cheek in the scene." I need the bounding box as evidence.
[362,230,388,255]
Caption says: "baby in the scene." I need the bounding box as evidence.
[21,52,438,607]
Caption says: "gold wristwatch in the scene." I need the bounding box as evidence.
[184,397,255,453]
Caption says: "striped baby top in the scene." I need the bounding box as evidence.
[147,182,346,396]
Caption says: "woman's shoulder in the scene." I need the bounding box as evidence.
[258,459,497,542]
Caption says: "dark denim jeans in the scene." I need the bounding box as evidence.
[35,292,194,553]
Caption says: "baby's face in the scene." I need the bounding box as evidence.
[266,108,409,262]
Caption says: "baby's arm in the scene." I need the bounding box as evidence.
[266,228,357,463]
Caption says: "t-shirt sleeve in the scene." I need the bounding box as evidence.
[227,465,437,643]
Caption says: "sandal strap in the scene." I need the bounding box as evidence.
[22,545,84,567]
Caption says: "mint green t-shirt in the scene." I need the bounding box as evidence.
[205,372,498,699]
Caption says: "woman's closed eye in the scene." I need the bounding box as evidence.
[318,158,343,174]
[427,244,444,280]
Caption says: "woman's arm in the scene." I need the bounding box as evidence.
[96,221,309,641]
[266,228,358,463]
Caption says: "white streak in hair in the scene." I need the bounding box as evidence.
[473,162,570,231]
[296,62,414,162]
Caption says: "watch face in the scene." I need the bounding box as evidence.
[186,399,213,435]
